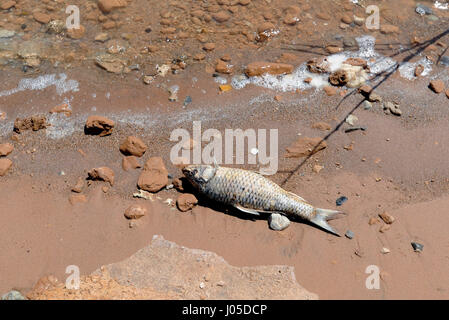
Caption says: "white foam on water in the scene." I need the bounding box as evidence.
[398,58,433,80]
[230,35,435,92]
[435,1,448,9]
[0,73,79,97]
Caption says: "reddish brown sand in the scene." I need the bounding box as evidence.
[1,0,449,299]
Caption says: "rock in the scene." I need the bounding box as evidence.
[94,33,110,42]
[329,70,349,86]
[71,177,84,193]
[219,84,232,92]
[28,235,317,299]
[67,25,85,39]
[341,14,353,24]
[416,4,433,15]
[446,89,449,99]
[306,58,331,73]
[33,12,51,24]
[414,64,424,77]
[215,60,233,74]
[358,84,372,97]
[381,247,390,254]
[345,230,354,239]
[85,115,115,136]
[176,193,198,212]
[95,54,128,74]
[119,136,147,157]
[0,29,15,38]
[379,224,391,233]
[122,156,141,171]
[49,103,71,116]
[344,58,368,68]
[194,53,206,60]
[124,204,147,219]
[98,0,127,14]
[411,242,423,252]
[312,164,323,173]
[245,61,294,77]
[212,11,230,23]
[368,92,382,103]
[380,24,399,34]
[88,167,115,186]
[368,217,379,225]
[316,12,331,20]
[1,290,26,300]
[69,194,87,205]
[143,75,154,85]
[137,157,168,192]
[203,43,216,51]
[336,196,348,206]
[326,46,343,54]
[14,115,48,133]
[0,158,12,176]
[323,86,337,96]
[363,101,372,110]
[172,178,185,192]
[0,1,16,10]
[311,122,331,131]
[268,213,290,231]
[384,101,402,116]
[429,80,445,94]
[345,114,358,126]
[256,22,277,42]
[378,212,395,224]
[285,137,327,158]
[0,143,14,156]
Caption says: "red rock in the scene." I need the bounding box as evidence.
[194,53,206,60]
[378,212,395,224]
[285,137,327,158]
[122,156,141,171]
[212,11,230,23]
[245,61,294,77]
[0,143,14,156]
[0,158,12,176]
[172,178,184,192]
[325,46,343,54]
[221,54,231,62]
[323,86,337,96]
[203,43,216,51]
[71,177,84,193]
[33,12,51,24]
[446,89,449,99]
[344,58,368,68]
[380,24,399,34]
[67,25,85,39]
[1,1,16,10]
[316,12,331,20]
[341,15,353,24]
[429,80,445,94]
[414,65,424,77]
[119,136,147,157]
[176,193,198,212]
[137,157,168,192]
[98,0,127,14]
[311,122,331,131]
[69,194,87,205]
[124,204,147,219]
[358,85,373,96]
[215,59,233,74]
[88,167,115,186]
[85,115,115,136]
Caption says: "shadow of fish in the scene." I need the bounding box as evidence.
[182,164,345,236]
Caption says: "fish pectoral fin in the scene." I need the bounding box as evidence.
[234,205,261,216]
[287,191,307,203]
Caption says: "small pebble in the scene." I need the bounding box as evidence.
[345,230,354,239]
[411,242,424,252]
[336,196,348,206]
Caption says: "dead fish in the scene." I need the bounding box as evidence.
[182,164,344,236]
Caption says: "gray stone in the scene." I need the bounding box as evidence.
[345,230,354,239]
[411,242,424,252]
[268,213,290,231]
[1,290,26,300]
[415,4,433,15]
[0,29,15,38]
[439,56,449,67]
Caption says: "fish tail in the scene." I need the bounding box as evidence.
[310,208,344,236]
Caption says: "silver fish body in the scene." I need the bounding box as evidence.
[182,164,343,235]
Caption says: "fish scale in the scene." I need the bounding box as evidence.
[183,164,344,236]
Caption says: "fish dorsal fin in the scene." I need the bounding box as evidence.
[287,191,307,203]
